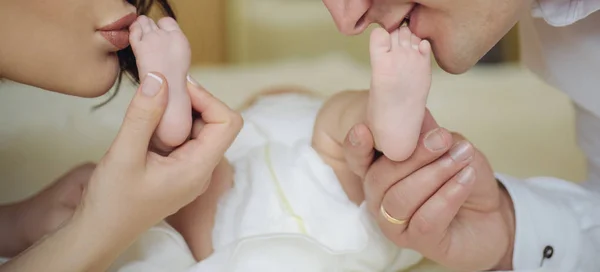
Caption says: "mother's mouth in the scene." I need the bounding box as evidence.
[100,30,131,50]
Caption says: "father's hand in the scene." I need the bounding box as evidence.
[344,111,516,271]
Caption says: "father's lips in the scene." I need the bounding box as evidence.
[403,5,416,26]
[99,13,137,50]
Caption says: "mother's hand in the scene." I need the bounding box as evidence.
[1,74,241,272]
[79,72,242,239]
[343,111,515,271]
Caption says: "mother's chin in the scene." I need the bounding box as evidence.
[55,54,122,98]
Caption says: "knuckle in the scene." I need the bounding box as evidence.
[229,111,243,127]
[384,185,410,213]
[391,232,409,247]
[363,170,380,194]
[413,212,435,236]
[225,111,244,133]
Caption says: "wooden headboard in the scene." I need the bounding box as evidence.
[151,0,227,65]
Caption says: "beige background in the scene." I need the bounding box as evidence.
[0,0,586,271]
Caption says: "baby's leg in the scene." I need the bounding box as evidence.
[368,26,432,161]
[130,16,192,148]
[167,159,234,261]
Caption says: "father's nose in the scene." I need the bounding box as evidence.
[322,0,371,35]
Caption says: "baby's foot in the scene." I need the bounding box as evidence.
[367,26,432,161]
[130,15,192,148]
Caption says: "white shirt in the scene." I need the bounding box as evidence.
[495,0,600,271]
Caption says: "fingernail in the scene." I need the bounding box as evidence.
[142,72,162,97]
[449,141,474,162]
[457,166,474,185]
[187,74,200,87]
[349,127,360,146]
[424,128,446,151]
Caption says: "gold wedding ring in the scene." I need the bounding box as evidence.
[380,205,408,225]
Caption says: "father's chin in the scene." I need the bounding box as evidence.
[433,54,478,75]
[430,43,481,75]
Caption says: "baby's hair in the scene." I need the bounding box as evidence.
[93,0,175,109]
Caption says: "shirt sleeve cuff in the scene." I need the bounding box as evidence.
[531,0,600,26]
[494,173,582,271]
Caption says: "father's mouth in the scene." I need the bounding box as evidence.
[402,5,416,27]
[352,4,417,34]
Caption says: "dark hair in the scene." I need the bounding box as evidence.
[93,0,175,109]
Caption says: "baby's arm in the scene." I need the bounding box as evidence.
[312,90,370,204]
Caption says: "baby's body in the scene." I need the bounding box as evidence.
[177,91,424,271]
[129,15,433,270]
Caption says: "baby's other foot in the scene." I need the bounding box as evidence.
[368,26,432,161]
[130,15,192,148]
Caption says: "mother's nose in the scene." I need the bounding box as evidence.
[322,0,371,35]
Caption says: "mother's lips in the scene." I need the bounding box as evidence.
[100,30,131,50]
[99,13,138,31]
[99,13,138,50]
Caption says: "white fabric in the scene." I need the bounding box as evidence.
[531,0,600,26]
[493,1,600,271]
[114,93,422,272]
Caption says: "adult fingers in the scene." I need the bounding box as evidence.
[170,77,242,177]
[363,127,453,214]
[408,165,475,241]
[378,140,474,232]
[110,72,168,165]
[342,123,376,178]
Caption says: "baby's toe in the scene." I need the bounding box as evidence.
[149,17,159,31]
[137,15,153,34]
[410,34,421,50]
[370,27,392,55]
[157,17,181,32]
[397,26,412,48]
[129,21,143,44]
[419,39,432,56]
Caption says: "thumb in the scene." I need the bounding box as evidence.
[111,72,168,163]
[420,108,440,133]
[343,123,375,179]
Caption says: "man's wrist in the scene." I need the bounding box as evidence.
[493,181,516,270]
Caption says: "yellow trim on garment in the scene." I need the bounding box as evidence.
[263,144,308,234]
[252,121,307,234]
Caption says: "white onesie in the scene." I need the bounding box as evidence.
[115,93,423,272]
